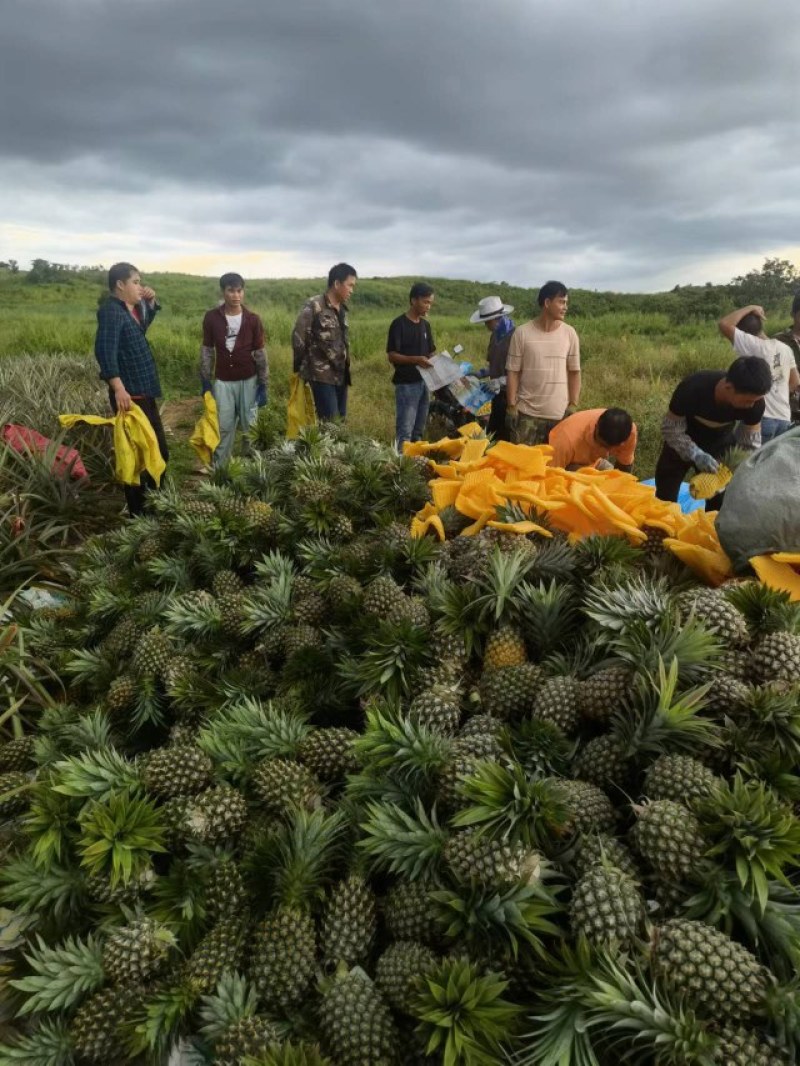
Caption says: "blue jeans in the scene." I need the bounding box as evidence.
[310,381,348,420]
[761,417,792,443]
[212,376,259,466]
[395,380,430,448]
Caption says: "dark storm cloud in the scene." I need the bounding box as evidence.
[1,0,799,289]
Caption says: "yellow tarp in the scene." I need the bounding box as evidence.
[59,404,166,487]
[286,373,317,440]
[189,391,220,465]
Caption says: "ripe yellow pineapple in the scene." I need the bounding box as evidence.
[688,464,732,500]
[483,625,527,671]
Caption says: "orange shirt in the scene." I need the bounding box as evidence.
[548,408,637,469]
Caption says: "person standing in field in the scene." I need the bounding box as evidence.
[549,407,637,471]
[655,356,771,511]
[772,291,800,424]
[292,263,357,421]
[505,280,581,445]
[718,304,799,442]
[387,282,436,449]
[199,272,268,466]
[469,295,515,441]
[94,262,168,516]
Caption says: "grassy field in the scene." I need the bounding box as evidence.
[0,269,791,478]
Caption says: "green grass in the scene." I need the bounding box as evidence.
[0,270,771,478]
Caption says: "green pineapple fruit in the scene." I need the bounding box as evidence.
[531,676,581,734]
[293,590,327,627]
[132,626,174,679]
[752,632,800,685]
[71,986,144,1063]
[140,743,213,798]
[320,875,377,966]
[281,624,320,660]
[215,1016,281,1066]
[571,832,640,879]
[205,859,246,922]
[552,778,617,836]
[374,940,439,1014]
[318,966,398,1066]
[443,828,541,887]
[653,918,771,1020]
[483,625,527,670]
[571,733,628,787]
[183,785,249,844]
[212,569,245,598]
[363,575,407,621]
[408,684,461,735]
[382,880,437,944]
[643,754,721,806]
[102,916,176,985]
[252,758,322,814]
[297,727,359,782]
[478,663,542,720]
[250,906,317,1010]
[632,799,706,880]
[676,587,749,646]
[570,862,645,947]
[0,736,34,772]
[106,673,139,713]
[183,917,247,993]
[217,592,246,637]
[713,1026,792,1065]
[326,573,363,613]
[578,665,633,723]
[0,771,29,816]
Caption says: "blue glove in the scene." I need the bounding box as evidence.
[255,383,268,408]
[690,446,719,474]
[475,368,490,379]
[200,378,212,396]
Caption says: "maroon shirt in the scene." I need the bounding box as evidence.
[202,305,265,381]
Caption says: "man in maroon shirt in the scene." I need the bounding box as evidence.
[200,272,268,465]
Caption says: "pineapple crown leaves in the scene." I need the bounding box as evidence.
[56,708,115,754]
[197,697,309,783]
[608,613,721,686]
[163,591,225,642]
[239,579,294,637]
[354,703,452,793]
[0,1018,75,1066]
[514,579,580,658]
[77,790,167,888]
[410,957,524,1066]
[61,647,117,694]
[696,773,800,912]
[511,718,575,779]
[253,549,296,587]
[243,1043,334,1066]
[50,747,141,802]
[451,761,570,849]
[473,545,539,623]
[10,933,104,1015]
[418,565,487,657]
[143,552,194,592]
[337,618,432,702]
[729,683,800,768]
[127,979,200,1059]
[432,880,562,960]
[147,857,209,937]
[24,782,79,868]
[244,808,346,910]
[724,581,800,637]
[582,573,675,634]
[357,798,446,881]
[198,971,259,1040]
[0,855,85,922]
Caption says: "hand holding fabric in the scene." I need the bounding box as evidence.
[200,378,212,396]
[255,383,268,408]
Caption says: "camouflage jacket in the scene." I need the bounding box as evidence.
[292,293,351,386]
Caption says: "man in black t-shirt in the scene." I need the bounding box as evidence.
[387,282,436,449]
[655,356,771,510]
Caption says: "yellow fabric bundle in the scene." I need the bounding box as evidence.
[59,404,166,487]
[189,391,221,465]
[286,373,317,440]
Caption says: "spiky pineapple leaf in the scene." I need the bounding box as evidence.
[77,791,166,887]
[10,934,104,1014]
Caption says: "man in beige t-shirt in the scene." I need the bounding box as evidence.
[505,280,581,445]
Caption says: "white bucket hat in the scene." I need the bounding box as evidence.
[469,295,514,323]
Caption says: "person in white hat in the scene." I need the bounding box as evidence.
[470,295,515,440]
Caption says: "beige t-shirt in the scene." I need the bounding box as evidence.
[506,320,581,419]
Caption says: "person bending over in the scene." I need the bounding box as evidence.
[549,407,637,472]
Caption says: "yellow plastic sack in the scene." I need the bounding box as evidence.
[59,404,166,487]
[286,373,316,440]
[189,391,220,465]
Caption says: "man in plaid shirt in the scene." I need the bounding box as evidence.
[94,262,169,515]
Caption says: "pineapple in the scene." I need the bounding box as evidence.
[578,665,633,723]
[713,1026,792,1065]
[531,676,581,734]
[70,986,144,1063]
[250,906,317,1010]
[382,880,437,944]
[320,875,377,966]
[179,785,249,844]
[653,918,771,1019]
[676,587,749,646]
[571,733,628,788]
[252,758,323,814]
[205,858,247,922]
[215,1016,281,1066]
[140,743,213,798]
[443,828,541,887]
[553,779,617,836]
[297,727,359,782]
[688,463,733,500]
[212,569,245,598]
[132,626,174,680]
[102,916,176,985]
[571,832,640,879]
[362,575,407,621]
[632,799,707,880]
[0,736,34,772]
[483,625,527,670]
[570,862,644,947]
[183,917,248,993]
[642,754,721,806]
[408,684,462,735]
[106,673,139,715]
[374,940,438,1014]
[318,966,398,1066]
[752,632,800,685]
[0,771,29,816]
[478,663,542,720]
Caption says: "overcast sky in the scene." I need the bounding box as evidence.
[1,0,799,292]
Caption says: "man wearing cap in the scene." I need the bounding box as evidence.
[505,280,581,446]
[470,296,515,441]
[548,407,637,471]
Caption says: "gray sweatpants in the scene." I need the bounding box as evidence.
[213,376,259,465]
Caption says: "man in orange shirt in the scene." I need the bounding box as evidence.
[548,407,637,471]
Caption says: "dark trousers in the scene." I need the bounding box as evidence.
[654,442,725,512]
[488,391,508,441]
[310,380,348,421]
[109,392,169,517]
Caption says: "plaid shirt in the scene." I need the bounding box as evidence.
[94,297,162,397]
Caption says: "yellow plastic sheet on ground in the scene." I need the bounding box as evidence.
[286,374,317,440]
[59,404,166,487]
[189,391,220,465]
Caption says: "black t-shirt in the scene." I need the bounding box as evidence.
[669,370,765,452]
[386,314,435,384]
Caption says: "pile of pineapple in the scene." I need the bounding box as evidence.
[2,424,800,1066]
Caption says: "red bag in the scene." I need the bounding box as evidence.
[1,424,89,480]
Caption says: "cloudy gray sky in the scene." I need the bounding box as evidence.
[2,0,799,291]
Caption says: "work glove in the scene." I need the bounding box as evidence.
[690,447,719,474]
[255,383,268,408]
[200,378,212,396]
[595,458,614,471]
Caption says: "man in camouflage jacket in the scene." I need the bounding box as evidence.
[292,262,357,420]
